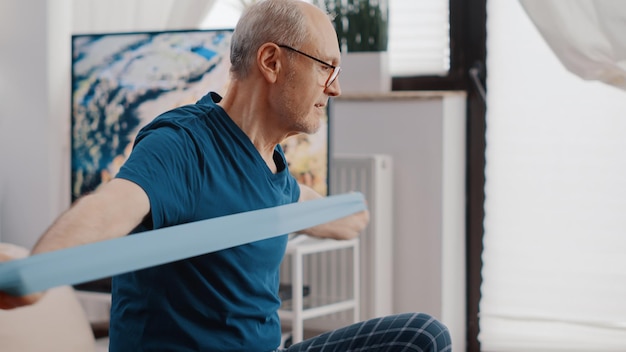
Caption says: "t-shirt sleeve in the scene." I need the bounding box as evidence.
[116,124,202,229]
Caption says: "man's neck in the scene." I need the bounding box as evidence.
[218,81,284,171]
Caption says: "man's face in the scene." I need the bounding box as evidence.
[274,8,341,136]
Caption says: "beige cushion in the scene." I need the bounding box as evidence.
[0,243,96,352]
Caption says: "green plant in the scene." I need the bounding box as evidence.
[323,0,389,52]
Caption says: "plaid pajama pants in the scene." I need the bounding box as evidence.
[279,312,452,352]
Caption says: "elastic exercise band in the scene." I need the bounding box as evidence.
[0,192,366,295]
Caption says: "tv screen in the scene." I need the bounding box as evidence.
[71,29,329,205]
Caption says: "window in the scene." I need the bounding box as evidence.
[201,0,450,77]
[480,1,626,350]
[389,0,449,76]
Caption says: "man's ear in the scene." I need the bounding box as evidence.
[256,43,282,84]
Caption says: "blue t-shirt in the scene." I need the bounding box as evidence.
[109,92,300,351]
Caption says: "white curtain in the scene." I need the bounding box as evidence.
[479,1,626,350]
[72,0,217,33]
[519,0,626,91]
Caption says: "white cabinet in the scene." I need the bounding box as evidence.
[331,91,467,350]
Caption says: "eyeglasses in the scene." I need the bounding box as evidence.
[277,44,341,88]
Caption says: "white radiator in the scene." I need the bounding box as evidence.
[280,154,394,330]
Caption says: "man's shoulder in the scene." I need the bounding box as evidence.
[194,91,222,108]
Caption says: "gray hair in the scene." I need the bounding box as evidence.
[230,0,311,79]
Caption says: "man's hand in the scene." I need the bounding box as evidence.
[0,290,44,310]
[0,250,45,310]
[298,184,370,240]
[302,210,370,240]
[301,209,370,240]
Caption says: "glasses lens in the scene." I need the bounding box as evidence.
[326,67,341,88]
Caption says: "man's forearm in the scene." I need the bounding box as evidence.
[31,178,150,255]
[31,196,117,254]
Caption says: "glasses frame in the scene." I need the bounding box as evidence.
[277,44,341,88]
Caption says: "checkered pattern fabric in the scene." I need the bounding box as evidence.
[280,313,452,352]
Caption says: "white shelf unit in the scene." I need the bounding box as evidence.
[278,236,360,344]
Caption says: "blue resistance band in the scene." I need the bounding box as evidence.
[0,192,366,296]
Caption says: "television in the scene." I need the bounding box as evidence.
[71,28,330,207]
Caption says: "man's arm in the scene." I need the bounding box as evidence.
[0,178,150,309]
[31,178,150,255]
[297,184,370,240]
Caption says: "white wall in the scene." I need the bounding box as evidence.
[0,0,72,248]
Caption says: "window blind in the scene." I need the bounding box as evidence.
[388,0,449,76]
[480,1,626,350]
[202,0,450,77]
